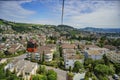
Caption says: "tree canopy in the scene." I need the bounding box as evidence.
[73,61,83,73]
[94,64,114,76]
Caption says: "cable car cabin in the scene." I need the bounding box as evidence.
[27,41,38,52]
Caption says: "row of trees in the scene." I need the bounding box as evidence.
[84,55,115,80]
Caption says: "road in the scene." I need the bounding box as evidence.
[46,66,67,80]
[13,54,26,60]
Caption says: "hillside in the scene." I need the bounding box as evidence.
[0,19,81,36]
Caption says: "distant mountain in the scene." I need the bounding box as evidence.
[80,27,120,33]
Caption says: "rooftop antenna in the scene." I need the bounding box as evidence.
[61,0,65,25]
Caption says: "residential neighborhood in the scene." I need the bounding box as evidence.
[0,0,120,80]
[0,22,120,80]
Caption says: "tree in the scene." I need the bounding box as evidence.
[47,70,57,80]
[92,59,104,69]
[84,58,94,69]
[94,64,114,76]
[103,54,110,66]
[98,75,108,80]
[2,37,7,42]
[76,50,80,54]
[113,63,120,74]
[69,66,72,72]
[85,71,92,78]
[59,46,63,57]
[67,72,74,80]
[38,65,47,75]
[32,74,47,80]
[6,69,11,77]
[42,52,45,63]
[48,74,57,80]
[53,51,60,59]
[73,61,83,73]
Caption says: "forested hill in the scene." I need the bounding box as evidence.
[0,19,80,35]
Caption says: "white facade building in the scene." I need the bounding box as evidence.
[106,51,120,63]
[63,49,84,69]
[5,59,38,80]
[84,45,109,60]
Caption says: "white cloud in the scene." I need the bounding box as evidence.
[0,0,35,20]
[0,0,119,28]
[58,0,120,28]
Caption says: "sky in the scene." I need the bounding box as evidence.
[0,0,120,28]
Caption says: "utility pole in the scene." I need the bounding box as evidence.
[61,0,64,25]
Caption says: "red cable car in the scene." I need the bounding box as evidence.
[26,40,38,53]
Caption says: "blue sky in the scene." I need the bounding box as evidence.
[0,0,120,28]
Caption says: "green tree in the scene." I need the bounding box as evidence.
[73,61,83,73]
[53,51,60,59]
[92,59,104,69]
[42,52,45,63]
[6,69,11,77]
[84,58,94,70]
[85,71,92,78]
[48,74,57,80]
[32,74,47,80]
[76,50,80,54]
[103,54,110,66]
[98,75,108,80]
[38,65,47,75]
[113,63,120,74]
[47,70,57,80]
[59,46,63,57]
[69,66,72,72]
[2,37,7,42]
[94,64,114,76]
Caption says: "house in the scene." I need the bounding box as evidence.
[26,52,40,61]
[104,45,116,50]
[63,48,84,69]
[7,44,21,54]
[84,45,109,60]
[61,43,84,69]
[84,49,104,60]
[61,43,77,50]
[44,50,53,61]
[5,59,38,80]
[106,51,120,63]
[38,45,55,62]
[64,54,84,69]
[26,44,56,62]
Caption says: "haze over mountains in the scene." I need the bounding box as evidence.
[80,27,120,33]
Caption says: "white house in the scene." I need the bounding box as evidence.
[5,59,38,80]
[84,49,104,60]
[37,45,56,62]
[84,45,109,60]
[106,51,120,63]
[63,49,84,69]
[64,55,83,69]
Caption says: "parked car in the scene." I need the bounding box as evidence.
[113,74,119,80]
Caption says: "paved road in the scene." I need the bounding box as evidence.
[4,53,26,60]
[13,54,26,60]
[46,66,67,80]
